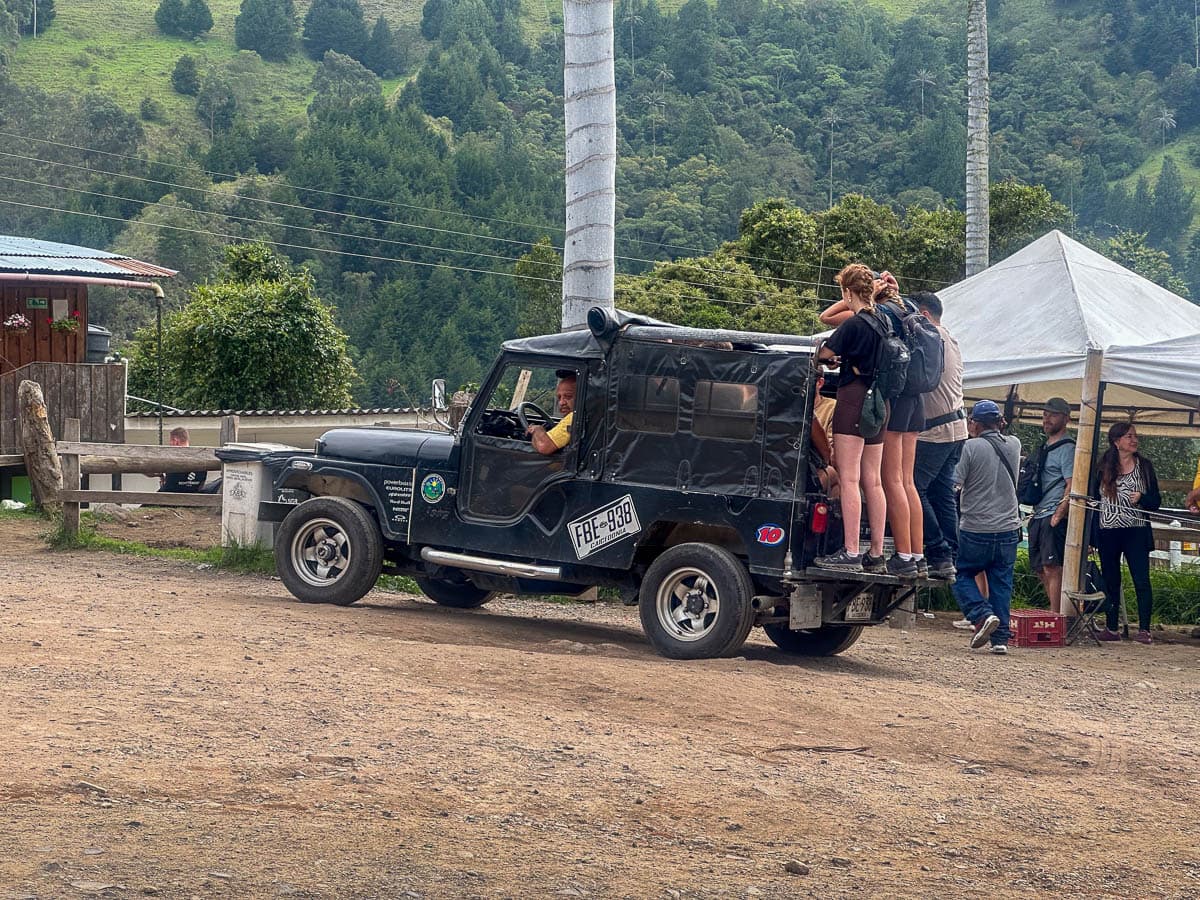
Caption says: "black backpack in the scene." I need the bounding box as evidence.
[881,298,945,396]
[1017,436,1075,506]
[861,309,911,401]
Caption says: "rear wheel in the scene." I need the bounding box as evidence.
[275,497,383,606]
[414,572,496,608]
[762,623,864,657]
[638,543,754,660]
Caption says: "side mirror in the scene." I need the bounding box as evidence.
[431,379,447,410]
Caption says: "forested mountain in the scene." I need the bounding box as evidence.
[0,0,1198,405]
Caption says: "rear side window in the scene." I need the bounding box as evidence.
[617,375,679,434]
[693,381,757,441]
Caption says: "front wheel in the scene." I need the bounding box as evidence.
[275,497,383,606]
[415,573,496,608]
[638,543,754,660]
[762,623,863,657]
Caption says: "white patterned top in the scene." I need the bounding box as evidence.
[1099,465,1147,529]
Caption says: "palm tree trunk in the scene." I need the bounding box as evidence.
[562,0,616,330]
[965,0,990,276]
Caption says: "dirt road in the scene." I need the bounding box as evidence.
[2,513,1199,898]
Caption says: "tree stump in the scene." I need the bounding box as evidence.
[18,380,62,513]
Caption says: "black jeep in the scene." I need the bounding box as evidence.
[267,308,917,660]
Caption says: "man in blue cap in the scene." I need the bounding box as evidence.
[952,400,1022,654]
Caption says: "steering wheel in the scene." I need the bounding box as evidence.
[516,401,551,432]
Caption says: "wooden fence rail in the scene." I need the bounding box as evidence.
[53,415,237,538]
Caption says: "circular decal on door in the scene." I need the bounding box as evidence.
[421,474,446,504]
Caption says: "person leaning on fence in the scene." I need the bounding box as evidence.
[1027,397,1075,614]
[157,427,205,493]
[912,291,966,582]
[951,400,1022,656]
[1089,423,1160,644]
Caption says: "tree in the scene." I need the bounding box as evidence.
[308,51,380,118]
[562,0,616,328]
[157,0,212,37]
[988,180,1072,260]
[514,238,563,337]
[126,243,357,410]
[911,68,936,119]
[1149,155,1196,248]
[235,0,295,61]
[363,14,398,76]
[171,54,200,95]
[966,0,990,276]
[302,0,369,62]
[1153,105,1177,148]
[1105,230,1191,297]
[196,76,238,137]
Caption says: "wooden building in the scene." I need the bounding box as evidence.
[0,236,175,455]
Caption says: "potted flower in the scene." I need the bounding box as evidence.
[50,309,81,334]
[3,312,31,334]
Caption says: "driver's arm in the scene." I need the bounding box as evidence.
[528,411,572,455]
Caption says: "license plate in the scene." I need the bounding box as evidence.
[568,494,642,560]
[845,592,874,621]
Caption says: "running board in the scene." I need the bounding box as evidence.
[419,547,564,581]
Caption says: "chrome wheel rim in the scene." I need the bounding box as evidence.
[291,517,351,587]
[655,566,719,642]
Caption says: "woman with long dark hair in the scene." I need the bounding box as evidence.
[1090,423,1160,644]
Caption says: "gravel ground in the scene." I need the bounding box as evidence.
[2,513,1199,899]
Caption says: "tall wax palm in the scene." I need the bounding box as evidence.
[911,69,936,119]
[621,6,642,77]
[562,0,617,329]
[1154,106,1177,148]
[965,0,989,276]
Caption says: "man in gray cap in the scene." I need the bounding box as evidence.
[1026,397,1075,613]
[952,400,1022,654]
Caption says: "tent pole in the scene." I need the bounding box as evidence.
[1062,347,1104,602]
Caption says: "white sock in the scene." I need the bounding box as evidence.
[899,553,915,561]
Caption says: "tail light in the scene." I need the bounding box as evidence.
[811,502,829,534]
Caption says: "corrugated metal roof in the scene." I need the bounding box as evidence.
[128,407,429,418]
[0,235,176,279]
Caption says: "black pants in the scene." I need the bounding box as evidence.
[1096,526,1154,631]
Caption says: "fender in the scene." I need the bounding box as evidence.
[276,460,405,540]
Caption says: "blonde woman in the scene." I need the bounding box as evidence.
[814,263,888,572]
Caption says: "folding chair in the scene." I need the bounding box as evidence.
[1065,554,1107,645]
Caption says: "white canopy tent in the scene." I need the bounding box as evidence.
[936,228,1200,598]
[939,230,1200,432]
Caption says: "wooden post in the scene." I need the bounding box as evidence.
[219,414,240,446]
[1062,347,1104,600]
[17,379,62,513]
[61,418,80,538]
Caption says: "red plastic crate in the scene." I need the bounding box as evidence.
[1009,610,1066,648]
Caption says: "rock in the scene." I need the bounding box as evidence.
[830,856,852,867]
[1190,626,1200,639]
[1133,681,1157,691]
[208,872,232,881]
[305,754,356,766]
[69,882,118,894]
[726,823,743,831]
[784,860,811,875]
[962,765,987,776]
[73,780,108,795]
[141,888,161,896]
[83,848,105,855]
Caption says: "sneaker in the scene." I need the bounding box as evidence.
[862,553,886,574]
[813,549,863,573]
[929,559,957,581]
[1134,630,1153,645]
[1096,628,1122,642]
[989,643,1008,655]
[886,555,918,579]
[915,557,929,579]
[952,618,974,630]
[970,614,1000,649]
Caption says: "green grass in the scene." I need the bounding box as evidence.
[1119,132,1200,237]
[44,510,277,573]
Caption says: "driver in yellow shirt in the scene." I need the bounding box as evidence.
[527,373,576,455]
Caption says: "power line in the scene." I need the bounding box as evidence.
[0,169,837,305]
[0,131,958,287]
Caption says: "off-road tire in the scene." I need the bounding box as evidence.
[762,623,864,656]
[638,542,754,659]
[275,497,383,606]
[415,573,496,608]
